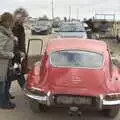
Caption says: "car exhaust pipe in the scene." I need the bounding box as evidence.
[68,107,82,116]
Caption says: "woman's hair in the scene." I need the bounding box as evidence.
[0,12,14,28]
[14,8,28,23]
[14,7,28,18]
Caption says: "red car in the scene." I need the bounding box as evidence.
[25,38,120,118]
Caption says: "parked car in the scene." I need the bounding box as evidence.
[31,20,52,35]
[25,38,120,118]
[56,22,87,38]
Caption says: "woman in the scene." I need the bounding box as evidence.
[6,8,28,99]
[0,12,16,109]
[13,7,28,54]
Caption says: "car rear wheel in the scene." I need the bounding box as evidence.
[45,29,51,35]
[102,107,120,118]
[29,100,47,113]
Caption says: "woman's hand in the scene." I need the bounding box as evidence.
[14,36,18,42]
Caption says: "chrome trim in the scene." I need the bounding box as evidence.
[26,94,47,101]
[25,91,51,106]
[103,99,120,106]
[31,87,42,91]
[99,94,120,107]
[46,91,51,106]
[106,93,120,96]
[26,91,120,108]
[99,95,104,109]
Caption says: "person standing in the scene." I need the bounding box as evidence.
[0,12,16,109]
[13,7,28,74]
[6,8,28,99]
[12,8,28,54]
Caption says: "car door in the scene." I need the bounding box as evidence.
[25,38,43,73]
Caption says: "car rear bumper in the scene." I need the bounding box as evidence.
[25,91,120,109]
[25,90,51,106]
[103,99,120,106]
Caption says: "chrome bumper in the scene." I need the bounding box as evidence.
[25,91,51,106]
[103,99,120,106]
[99,95,120,109]
[25,92,120,108]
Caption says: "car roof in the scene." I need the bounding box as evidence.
[46,38,108,54]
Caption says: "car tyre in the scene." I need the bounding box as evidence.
[46,30,50,35]
[29,100,47,113]
[102,107,120,118]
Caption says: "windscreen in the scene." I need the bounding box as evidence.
[50,50,104,68]
[59,23,85,32]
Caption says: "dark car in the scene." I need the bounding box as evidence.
[56,22,87,38]
[31,20,52,35]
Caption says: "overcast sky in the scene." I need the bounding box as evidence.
[0,0,120,20]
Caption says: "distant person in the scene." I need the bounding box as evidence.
[85,18,96,32]
[0,12,16,109]
[99,21,109,32]
[64,17,67,22]
[6,8,28,99]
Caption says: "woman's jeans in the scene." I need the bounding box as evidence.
[0,81,9,107]
[0,59,9,107]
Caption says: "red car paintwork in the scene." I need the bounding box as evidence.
[27,38,120,99]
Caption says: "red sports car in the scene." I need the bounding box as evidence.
[25,38,120,118]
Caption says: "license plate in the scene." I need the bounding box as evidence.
[56,96,92,105]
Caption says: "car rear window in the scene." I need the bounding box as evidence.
[59,23,85,32]
[50,50,104,68]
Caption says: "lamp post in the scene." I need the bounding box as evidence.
[52,0,54,20]
[76,8,79,20]
[69,5,71,21]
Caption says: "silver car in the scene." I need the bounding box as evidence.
[56,22,87,38]
[31,20,52,35]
